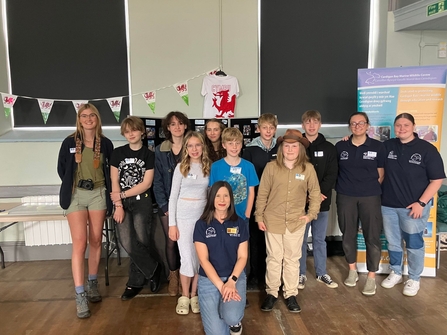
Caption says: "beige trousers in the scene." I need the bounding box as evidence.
[265,225,306,299]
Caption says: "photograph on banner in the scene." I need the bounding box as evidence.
[358,65,447,277]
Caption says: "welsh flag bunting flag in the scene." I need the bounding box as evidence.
[72,100,89,113]
[174,81,189,106]
[1,93,17,117]
[37,99,54,124]
[107,97,123,122]
[142,91,156,113]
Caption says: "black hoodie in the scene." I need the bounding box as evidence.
[303,133,338,212]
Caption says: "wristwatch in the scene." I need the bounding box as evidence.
[231,275,238,282]
[417,200,426,207]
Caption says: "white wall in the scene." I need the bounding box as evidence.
[128,0,258,118]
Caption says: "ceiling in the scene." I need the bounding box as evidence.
[393,0,447,31]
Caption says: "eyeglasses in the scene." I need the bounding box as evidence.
[187,144,202,149]
[80,113,97,119]
[350,121,367,127]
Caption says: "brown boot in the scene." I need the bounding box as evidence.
[168,270,179,297]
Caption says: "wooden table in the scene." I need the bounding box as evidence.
[0,203,120,285]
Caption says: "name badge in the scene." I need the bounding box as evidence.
[230,166,241,174]
[227,227,238,234]
[125,158,135,164]
[70,148,76,153]
[295,174,305,180]
[367,151,377,158]
[187,173,197,179]
[314,151,323,157]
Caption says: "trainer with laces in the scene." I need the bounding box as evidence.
[380,113,445,297]
[299,111,339,290]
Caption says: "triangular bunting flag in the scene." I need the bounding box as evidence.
[72,100,89,113]
[107,97,123,122]
[37,99,54,124]
[1,93,18,117]
[174,81,189,106]
[207,68,219,75]
[142,91,156,114]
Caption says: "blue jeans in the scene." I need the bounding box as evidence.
[198,272,246,335]
[299,211,329,277]
[381,205,430,281]
[116,193,159,287]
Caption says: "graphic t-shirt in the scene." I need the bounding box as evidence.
[209,158,259,219]
[110,144,155,191]
[201,74,239,118]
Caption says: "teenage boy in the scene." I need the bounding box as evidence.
[242,113,278,286]
[209,127,259,223]
[298,110,339,289]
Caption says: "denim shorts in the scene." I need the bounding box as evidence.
[66,186,107,215]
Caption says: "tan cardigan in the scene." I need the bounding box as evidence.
[255,161,321,234]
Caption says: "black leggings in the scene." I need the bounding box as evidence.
[159,214,180,271]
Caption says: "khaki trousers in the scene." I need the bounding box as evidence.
[265,225,306,299]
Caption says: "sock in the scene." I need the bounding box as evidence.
[88,274,98,281]
[75,285,85,294]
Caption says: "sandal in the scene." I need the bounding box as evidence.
[176,296,190,315]
[190,296,200,314]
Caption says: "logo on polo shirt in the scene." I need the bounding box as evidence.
[340,151,349,160]
[363,151,377,160]
[205,227,217,238]
[227,226,240,237]
[409,153,422,165]
[387,151,397,160]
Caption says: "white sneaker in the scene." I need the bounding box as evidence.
[298,275,307,290]
[381,271,403,289]
[403,279,420,297]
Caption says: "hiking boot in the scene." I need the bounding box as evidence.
[381,271,403,289]
[362,277,376,296]
[403,279,420,297]
[298,274,307,290]
[344,270,359,287]
[75,292,91,319]
[316,274,338,288]
[86,279,102,303]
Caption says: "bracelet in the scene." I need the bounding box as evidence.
[120,191,126,199]
[114,204,123,208]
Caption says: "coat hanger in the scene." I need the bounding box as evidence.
[215,68,227,77]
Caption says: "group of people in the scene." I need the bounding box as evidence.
[57,104,445,335]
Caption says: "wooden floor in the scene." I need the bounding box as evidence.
[1,255,446,335]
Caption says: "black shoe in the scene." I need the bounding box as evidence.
[121,286,143,301]
[285,296,301,313]
[150,263,162,293]
[260,294,277,312]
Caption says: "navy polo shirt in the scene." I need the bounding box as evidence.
[335,136,386,197]
[193,216,249,278]
[382,135,445,208]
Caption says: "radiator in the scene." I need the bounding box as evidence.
[22,195,72,246]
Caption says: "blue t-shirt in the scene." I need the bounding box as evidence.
[382,135,445,208]
[209,158,259,219]
[193,216,249,277]
[335,136,386,197]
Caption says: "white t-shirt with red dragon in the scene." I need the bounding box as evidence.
[201,74,239,118]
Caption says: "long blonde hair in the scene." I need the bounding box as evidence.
[179,131,212,177]
[275,141,308,171]
[71,103,104,141]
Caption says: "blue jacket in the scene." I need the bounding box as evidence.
[153,140,179,214]
[57,136,114,215]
